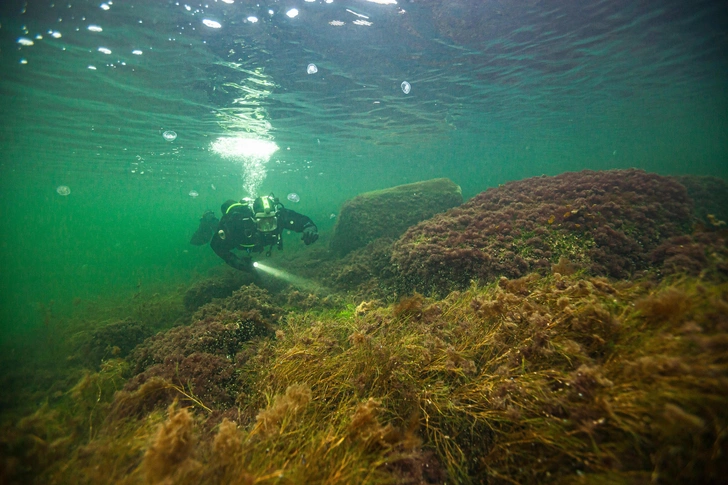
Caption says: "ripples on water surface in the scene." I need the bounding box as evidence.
[2,0,725,177]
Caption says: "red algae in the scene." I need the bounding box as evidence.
[391,169,695,296]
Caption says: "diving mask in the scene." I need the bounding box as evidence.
[255,215,278,233]
[252,196,278,233]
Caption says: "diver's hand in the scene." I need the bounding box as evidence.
[244,258,257,273]
[201,210,216,222]
[302,224,318,245]
[190,210,220,246]
[233,256,256,273]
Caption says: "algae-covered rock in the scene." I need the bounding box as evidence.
[79,319,153,368]
[183,270,253,312]
[672,174,728,225]
[330,178,463,256]
[391,169,695,296]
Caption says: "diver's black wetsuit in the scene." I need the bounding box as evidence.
[209,201,316,272]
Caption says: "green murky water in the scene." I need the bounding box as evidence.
[1,0,726,338]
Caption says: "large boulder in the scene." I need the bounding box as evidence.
[330,178,463,256]
[391,169,698,296]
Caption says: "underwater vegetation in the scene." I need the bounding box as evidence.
[2,273,726,484]
[673,175,728,226]
[390,169,725,296]
[1,169,726,484]
[79,319,153,369]
[183,270,257,312]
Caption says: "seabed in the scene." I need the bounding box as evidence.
[1,170,726,484]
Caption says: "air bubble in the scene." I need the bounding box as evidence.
[203,19,222,29]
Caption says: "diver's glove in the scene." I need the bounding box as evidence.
[234,255,256,273]
[243,257,257,273]
[302,224,319,245]
[190,210,220,246]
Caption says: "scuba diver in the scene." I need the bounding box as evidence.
[190,194,319,272]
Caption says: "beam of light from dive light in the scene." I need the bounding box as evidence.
[252,261,327,292]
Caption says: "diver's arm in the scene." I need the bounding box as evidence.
[280,208,318,245]
[279,209,316,232]
[210,232,254,272]
[190,211,219,246]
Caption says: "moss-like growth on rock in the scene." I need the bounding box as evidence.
[330,178,463,256]
[183,270,255,312]
[391,169,695,296]
[672,174,728,226]
[78,318,152,369]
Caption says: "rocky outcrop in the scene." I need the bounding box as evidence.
[330,178,463,256]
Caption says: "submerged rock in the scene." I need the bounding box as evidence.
[671,174,728,226]
[330,178,463,256]
[391,169,697,296]
[79,319,152,368]
[183,271,254,312]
